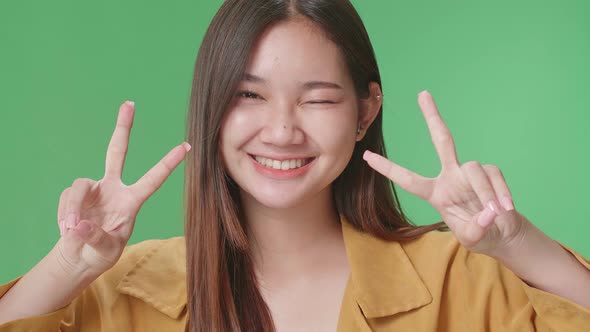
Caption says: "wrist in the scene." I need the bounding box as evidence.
[485,211,532,261]
[49,241,102,285]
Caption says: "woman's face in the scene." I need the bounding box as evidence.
[220,18,360,209]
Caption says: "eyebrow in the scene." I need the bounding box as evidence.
[241,73,343,90]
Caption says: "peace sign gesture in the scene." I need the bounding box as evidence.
[55,101,190,277]
[364,91,526,256]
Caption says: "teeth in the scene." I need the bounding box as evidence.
[254,156,309,170]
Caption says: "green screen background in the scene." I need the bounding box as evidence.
[1,0,588,283]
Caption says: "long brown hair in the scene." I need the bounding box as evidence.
[184,0,447,330]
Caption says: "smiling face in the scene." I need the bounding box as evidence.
[220,18,363,209]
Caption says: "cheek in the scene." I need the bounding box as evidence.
[220,109,259,155]
[304,108,357,153]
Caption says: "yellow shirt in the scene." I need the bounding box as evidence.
[1,218,589,331]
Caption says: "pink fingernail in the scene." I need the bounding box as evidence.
[125,100,135,107]
[363,150,371,161]
[182,142,192,152]
[487,200,501,214]
[477,207,495,227]
[501,195,514,211]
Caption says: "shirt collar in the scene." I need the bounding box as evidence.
[116,237,187,319]
[115,216,432,320]
[340,216,433,318]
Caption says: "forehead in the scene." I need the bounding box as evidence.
[244,18,351,86]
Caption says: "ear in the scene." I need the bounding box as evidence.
[356,81,383,141]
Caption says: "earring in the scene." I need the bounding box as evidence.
[376,94,382,100]
[357,123,362,135]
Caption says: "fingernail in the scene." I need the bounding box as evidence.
[477,207,495,227]
[363,150,371,161]
[66,212,77,229]
[487,200,501,214]
[126,100,135,107]
[500,195,514,211]
[182,142,192,152]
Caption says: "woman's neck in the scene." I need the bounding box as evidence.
[241,186,347,285]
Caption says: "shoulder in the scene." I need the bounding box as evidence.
[400,230,462,264]
[393,230,523,307]
[99,237,186,290]
[343,220,506,286]
[401,230,502,276]
[121,237,185,263]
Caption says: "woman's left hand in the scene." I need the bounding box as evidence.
[363,90,529,257]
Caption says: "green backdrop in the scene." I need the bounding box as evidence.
[1,0,588,283]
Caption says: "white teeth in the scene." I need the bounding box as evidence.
[281,160,290,170]
[253,156,309,170]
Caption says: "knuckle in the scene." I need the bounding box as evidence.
[143,172,159,190]
[108,143,128,155]
[60,188,71,199]
[462,160,481,170]
[483,164,503,177]
[402,169,416,187]
[72,178,92,188]
[433,133,453,145]
[160,159,174,173]
[483,164,498,171]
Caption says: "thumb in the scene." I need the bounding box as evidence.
[71,220,118,255]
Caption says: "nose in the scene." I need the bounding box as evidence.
[259,104,304,146]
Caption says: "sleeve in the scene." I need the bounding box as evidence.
[457,241,590,332]
[0,277,76,332]
[518,243,590,331]
[0,238,163,332]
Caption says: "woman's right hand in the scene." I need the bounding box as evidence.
[54,100,190,278]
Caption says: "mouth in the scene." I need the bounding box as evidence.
[248,154,315,170]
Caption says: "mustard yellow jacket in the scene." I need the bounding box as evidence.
[1,219,589,331]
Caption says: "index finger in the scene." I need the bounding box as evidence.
[417,91,459,169]
[104,101,135,179]
[130,142,191,203]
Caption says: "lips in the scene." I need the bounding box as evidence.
[248,154,316,179]
[250,154,314,170]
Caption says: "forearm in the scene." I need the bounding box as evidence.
[491,218,590,310]
[0,244,97,325]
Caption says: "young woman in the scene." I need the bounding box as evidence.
[1,0,589,331]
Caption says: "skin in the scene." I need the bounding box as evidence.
[221,17,590,330]
[219,18,381,331]
[0,101,191,324]
[1,14,589,332]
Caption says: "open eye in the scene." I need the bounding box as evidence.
[236,90,262,99]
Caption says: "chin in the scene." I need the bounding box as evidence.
[242,186,319,210]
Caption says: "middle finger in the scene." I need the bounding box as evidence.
[417,91,459,169]
[104,101,135,179]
